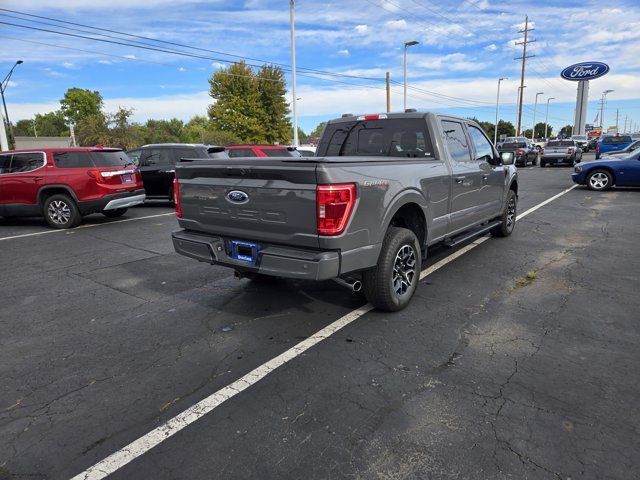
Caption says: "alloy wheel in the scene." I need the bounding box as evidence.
[48,200,71,225]
[392,245,416,296]
[589,172,609,190]
[506,196,516,230]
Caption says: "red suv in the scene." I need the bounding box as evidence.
[226,145,302,158]
[0,147,145,229]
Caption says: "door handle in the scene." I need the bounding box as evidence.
[454,176,465,184]
[33,176,44,182]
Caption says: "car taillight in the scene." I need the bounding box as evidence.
[174,178,182,218]
[517,148,524,156]
[568,148,573,154]
[540,148,544,155]
[317,183,356,236]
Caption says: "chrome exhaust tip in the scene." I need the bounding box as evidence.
[333,277,362,292]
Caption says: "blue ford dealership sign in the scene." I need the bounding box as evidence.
[561,62,610,81]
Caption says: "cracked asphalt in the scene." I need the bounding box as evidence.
[1,156,639,479]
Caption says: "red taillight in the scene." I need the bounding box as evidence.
[517,148,524,156]
[317,183,356,236]
[567,148,574,154]
[540,148,545,155]
[173,178,182,218]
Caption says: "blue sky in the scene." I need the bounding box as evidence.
[1,0,640,135]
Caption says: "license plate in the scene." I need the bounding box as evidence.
[121,174,133,183]
[230,240,259,264]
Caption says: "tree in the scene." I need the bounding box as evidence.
[257,65,292,144]
[559,125,573,138]
[496,120,515,139]
[208,62,265,143]
[533,122,552,139]
[75,113,109,146]
[13,119,36,137]
[60,88,104,126]
[309,122,327,139]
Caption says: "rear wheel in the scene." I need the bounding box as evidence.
[102,208,128,218]
[491,189,517,237]
[587,169,612,191]
[43,194,81,229]
[362,227,421,312]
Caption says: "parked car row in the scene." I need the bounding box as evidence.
[0,143,306,229]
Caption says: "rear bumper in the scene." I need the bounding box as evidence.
[78,189,146,214]
[172,229,341,280]
[104,193,146,210]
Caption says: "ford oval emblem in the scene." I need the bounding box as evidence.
[560,62,609,81]
[226,190,249,204]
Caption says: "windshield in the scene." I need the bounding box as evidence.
[572,136,587,141]
[317,118,434,157]
[263,148,302,157]
[90,151,132,166]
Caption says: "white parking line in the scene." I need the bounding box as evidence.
[70,184,578,480]
[0,213,175,242]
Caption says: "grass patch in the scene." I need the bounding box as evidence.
[513,270,538,290]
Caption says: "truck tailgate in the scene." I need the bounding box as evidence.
[175,158,320,249]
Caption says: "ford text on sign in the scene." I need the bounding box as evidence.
[560,62,610,81]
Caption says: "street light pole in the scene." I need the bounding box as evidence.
[601,89,613,133]
[0,60,23,148]
[289,0,299,147]
[531,91,544,141]
[403,40,419,111]
[0,109,8,151]
[544,97,555,139]
[494,77,507,145]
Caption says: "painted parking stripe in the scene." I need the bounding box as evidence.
[0,213,175,242]
[70,185,578,480]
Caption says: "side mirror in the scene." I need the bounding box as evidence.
[501,151,515,165]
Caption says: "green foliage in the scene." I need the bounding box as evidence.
[60,88,104,125]
[309,122,327,139]
[532,122,552,139]
[208,62,292,144]
[497,120,515,138]
[257,65,292,143]
[559,124,573,138]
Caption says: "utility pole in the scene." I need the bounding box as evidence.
[615,109,619,131]
[623,115,628,133]
[386,72,391,113]
[514,16,535,136]
[0,108,8,151]
[494,77,507,145]
[289,0,299,147]
[531,91,544,141]
[544,97,554,139]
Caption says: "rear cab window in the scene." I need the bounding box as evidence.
[317,118,434,158]
[603,136,632,144]
[262,148,302,158]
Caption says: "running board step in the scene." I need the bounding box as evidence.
[443,220,502,247]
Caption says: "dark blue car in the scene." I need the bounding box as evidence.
[572,149,640,190]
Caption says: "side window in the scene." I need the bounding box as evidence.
[127,150,141,166]
[0,154,12,174]
[54,152,93,168]
[9,153,45,173]
[441,120,472,163]
[228,148,257,158]
[173,148,199,162]
[141,149,171,166]
[468,126,494,162]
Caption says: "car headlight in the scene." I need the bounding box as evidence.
[575,165,583,173]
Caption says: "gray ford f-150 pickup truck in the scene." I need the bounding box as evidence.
[172,112,518,311]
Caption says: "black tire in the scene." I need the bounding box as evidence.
[362,227,421,312]
[491,189,517,238]
[43,194,82,229]
[102,208,128,218]
[586,169,613,191]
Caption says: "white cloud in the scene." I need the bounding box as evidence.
[385,19,407,29]
[6,81,18,88]
[484,44,497,51]
[124,54,136,60]
[337,49,350,57]
[211,62,226,70]
[178,67,186,72]
[354,24,368,33]
[98,60,112,65]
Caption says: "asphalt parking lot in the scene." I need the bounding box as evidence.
[1,155,639,480]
